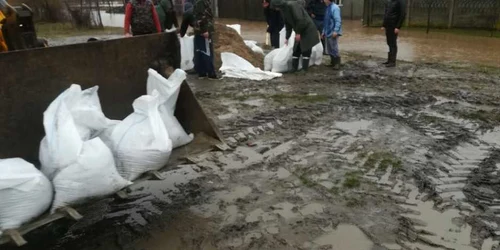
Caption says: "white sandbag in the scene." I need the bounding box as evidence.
[244,40,264,55]
[51,138,131,212]
[271,44,294,73]
[110,92,173,181]
[146,69,194,148]
[220,52,282,81]
[264,49,280,71]
[40,84,114,180]
[310,42,324,66]
[226,24,241,35]
[0,158,52,229]
[179,35,194,71]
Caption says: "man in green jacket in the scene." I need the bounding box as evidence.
[271,0,320,72]
[155,0,178,30]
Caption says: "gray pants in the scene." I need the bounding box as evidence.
[326,36,339,57]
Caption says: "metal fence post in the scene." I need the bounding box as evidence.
[426,0,431,34]
[406,0,411,27]
[447,0,454,28]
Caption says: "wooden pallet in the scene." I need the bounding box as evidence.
[0,207,82,247]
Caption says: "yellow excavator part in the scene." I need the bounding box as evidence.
[0,10,7,52]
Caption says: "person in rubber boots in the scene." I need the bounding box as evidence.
[306,0,327,55]
[192,0,219,80]
[271,0,320,73]
[382,0,406,67]
[322,0,342,70]
[156,0,178,31]
[263,0,284,49]
[124,0,162,37]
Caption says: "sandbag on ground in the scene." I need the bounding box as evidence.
[220,52,282,81]
[108,91,173,181]
[0,158,53,229]
[147,69,194,148]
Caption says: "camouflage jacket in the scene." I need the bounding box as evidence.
[193,0,214,35]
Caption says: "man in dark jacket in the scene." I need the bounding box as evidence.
[382,0,406,67]
[271,0,320,72]
[191,0,219,80]
[179,2,195,37]
[263,0,284,48]
[156,0,178,31]
[307,0,327,54]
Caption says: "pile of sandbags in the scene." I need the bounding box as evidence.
[265,28,323,73]
[39,84,131,211]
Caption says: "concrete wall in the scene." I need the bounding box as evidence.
[0,32,180,162]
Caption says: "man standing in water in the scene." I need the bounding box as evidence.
[263,0,284,49]
[307,0,327,54]
[382,0,406,67]
[271,0,320,73]
[322,0,342,70]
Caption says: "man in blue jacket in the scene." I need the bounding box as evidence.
[322,0,342,70]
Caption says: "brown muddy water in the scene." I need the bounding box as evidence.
[218,18,500,67]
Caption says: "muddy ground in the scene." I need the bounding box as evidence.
[5,54,500,250]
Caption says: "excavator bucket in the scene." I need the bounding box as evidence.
[0,31,224,165]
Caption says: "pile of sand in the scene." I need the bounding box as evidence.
[212,23,264,70]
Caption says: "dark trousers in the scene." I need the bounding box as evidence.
[292,42,312,58]
[193,34,216,77]
[385,27,398,57]
[270,31,280,48]
[313,19,326,53]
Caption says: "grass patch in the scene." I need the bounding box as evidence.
[362,151,403,173]
[299,174,316,188]
[343,176,361,188]
[270,94,329,104]
[35,22,122,38]
[457,109,500,125]
[330,186,340,195]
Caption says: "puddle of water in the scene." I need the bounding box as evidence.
[215,186,252,203]
[335,120,373,136]
[479,127,500,148]
[218,147,264,170]
[313,224,374,250]
[401,201,475,250]
[299,203,324,216]
[263,141,295,160]
[222,205,239,225]
[242,99,264,107]
[245,208,276,223]
[265,226,280,235]
[271,202,299,220]
[275,167,291,179]
[482,237,499,250]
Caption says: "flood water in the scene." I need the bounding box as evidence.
[217,18,500,67]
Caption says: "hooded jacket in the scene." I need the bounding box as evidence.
[271,0,319,52]
[156,0,179,30]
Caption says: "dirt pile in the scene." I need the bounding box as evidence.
[212,23,264,70]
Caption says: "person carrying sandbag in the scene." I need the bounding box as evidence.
[271,0,320,73]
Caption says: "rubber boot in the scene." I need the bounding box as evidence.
[291,57,299,73]
[382,53,390,65]
[333,56,341,70]
[330,55,335,66]
[302,58,310,72]
[385,53,396,68]
[321,38,328,55]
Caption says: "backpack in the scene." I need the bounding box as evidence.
[130,0,156,35]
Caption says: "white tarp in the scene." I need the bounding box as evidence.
[220,52,282,81]
[244,40,264,55]
[226,24,241,35]
[0,158,53,229]
[146,69,194,148]
[108,91,173,181]
[179,35,194,71]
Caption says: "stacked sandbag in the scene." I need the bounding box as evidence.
[39,84,131,211]
[0,158,52,230]
[106,91,173,181]
[226,24,242,36]
[146,69,194,148]
[244,40,265,55]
